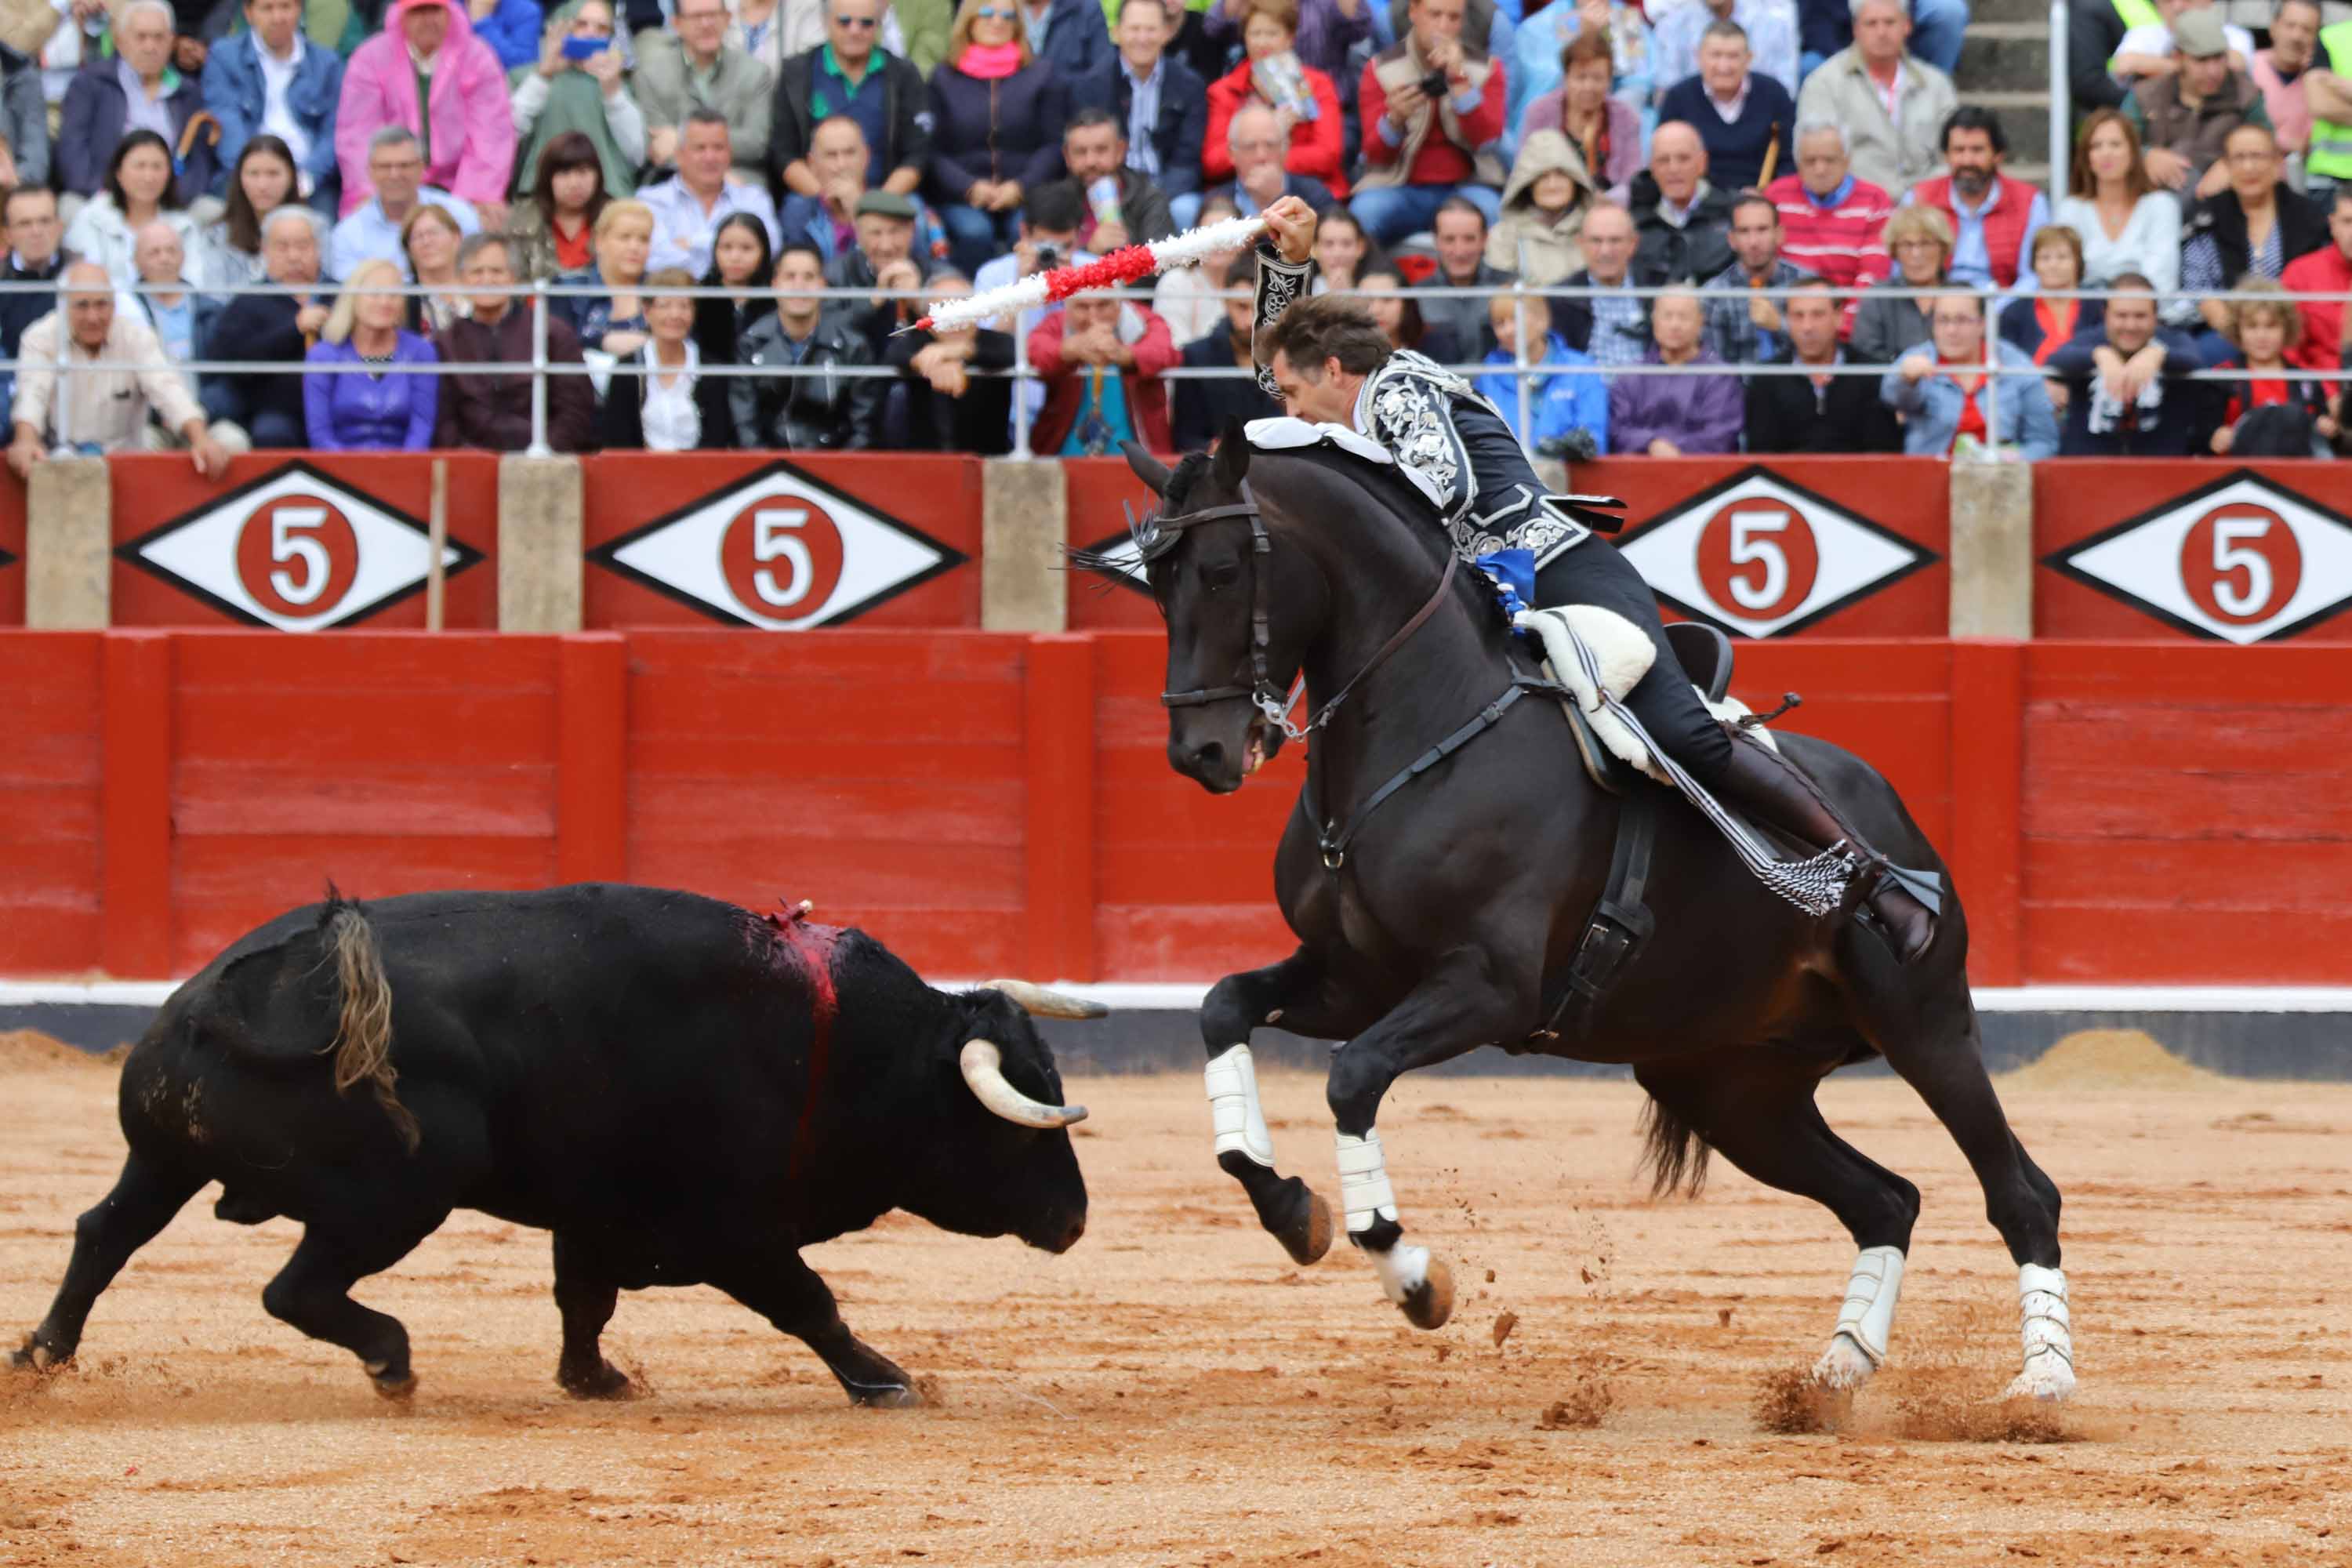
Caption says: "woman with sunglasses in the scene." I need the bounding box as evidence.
[925,0,1069,277]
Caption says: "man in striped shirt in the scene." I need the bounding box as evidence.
[1762,119,1893,334]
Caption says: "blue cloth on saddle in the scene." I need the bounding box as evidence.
[1477,547,1537,626]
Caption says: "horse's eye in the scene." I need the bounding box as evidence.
[1203,561,1240,591]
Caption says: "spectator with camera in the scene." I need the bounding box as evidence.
[1352,0,1508,246]
[508,0,646,197]
[1203,0,1348,201]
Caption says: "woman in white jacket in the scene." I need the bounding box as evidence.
[2051,109,2187,325]
[64,131,209,292]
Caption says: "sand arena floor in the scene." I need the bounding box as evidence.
[2,1032,2349,1568]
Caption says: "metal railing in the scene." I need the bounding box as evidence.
[10,276,2352,459]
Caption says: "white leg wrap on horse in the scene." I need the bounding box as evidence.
[2007,1263,2077,1401]
[1368,1241,1432,1305]
[1203,1044,1276,1167]
[1334,1130,1399,1232]
[1813,1246,1904,1388]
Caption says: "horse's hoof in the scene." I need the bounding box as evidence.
[559,1360,636,1401]
[2003,1359,2076,1403]
[851,1383,923,1410]
[9,1338,57,1373]
[1399,1258,1454,1331]
[369,1370,417,1403]
[1810,1334,1878,1391]
[1278,1188,1335,1266]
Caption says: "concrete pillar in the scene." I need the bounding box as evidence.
[982,457,1067,633]
[1947,460,2034,639]
[498,454,583,633]
[24,458,111,629]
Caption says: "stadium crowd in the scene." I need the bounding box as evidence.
[0,0,2346,468]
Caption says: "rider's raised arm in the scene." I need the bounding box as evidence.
[1251,241,1313,398]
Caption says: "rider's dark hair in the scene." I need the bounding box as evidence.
[1254,292,1395,379]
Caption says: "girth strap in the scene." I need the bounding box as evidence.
[1318,673,1563,869]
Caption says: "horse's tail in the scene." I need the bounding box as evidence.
[1636,1094,1711,1200]
[318,893,420,1155]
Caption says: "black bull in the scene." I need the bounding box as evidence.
[1109,437,2063,1373]
[9,886,1094,1405]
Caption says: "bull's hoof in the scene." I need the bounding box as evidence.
[9,1337,59,1373]
[559,1359,637,1401]
[1399,1258,1455,1331]
[1810,1334,1878,1391]
[848,1382,923,1410]
[1276,1187,1335,1266]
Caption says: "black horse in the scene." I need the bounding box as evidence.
[1093,434,2075,1401]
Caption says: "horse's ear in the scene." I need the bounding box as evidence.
[1211,421,1253,490]
[1121,441,1173,498]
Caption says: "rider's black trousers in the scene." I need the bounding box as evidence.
[1535,539,1737,789]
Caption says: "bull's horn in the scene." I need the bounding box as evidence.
[980,979,1109,1020]
[960,1040,1088,1128]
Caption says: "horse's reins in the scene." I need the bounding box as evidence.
[1152,478,1555,870]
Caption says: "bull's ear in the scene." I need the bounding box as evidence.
[1211,421,1252,491]
[1122,441,1173,497]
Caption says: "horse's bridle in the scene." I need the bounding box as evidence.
[1152,479,1459,745]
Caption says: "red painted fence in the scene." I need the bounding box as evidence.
[4,628,2344,987]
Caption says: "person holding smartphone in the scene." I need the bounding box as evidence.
[510,0,648,186]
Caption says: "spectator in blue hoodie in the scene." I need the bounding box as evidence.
[1476,290,1608,456]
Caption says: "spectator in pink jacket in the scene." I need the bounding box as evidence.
[334,0,518,225]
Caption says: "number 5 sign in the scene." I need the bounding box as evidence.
[119,461,477,630]
[2048,470,2352,643]
[1617,467,1936,638]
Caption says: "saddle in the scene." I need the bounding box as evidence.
[1517,616,1781,1049]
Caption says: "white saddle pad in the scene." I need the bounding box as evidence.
[1514,606,1777,783]
[1243,416,1396,466]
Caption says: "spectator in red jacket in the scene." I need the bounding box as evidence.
[1350,0,1508,245]
[1027,293,1176,453]
[2284,183,2352,372]
[1204,0,1350,198]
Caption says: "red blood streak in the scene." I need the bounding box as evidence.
[760,902,843,1180]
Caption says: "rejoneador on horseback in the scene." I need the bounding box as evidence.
[1076,194,2077,1403]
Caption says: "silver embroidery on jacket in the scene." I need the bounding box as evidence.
[1250,247,1312,397]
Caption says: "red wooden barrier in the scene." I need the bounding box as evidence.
[2,629,2345,985]
[0,634,103,973]
[2017,642,2352,982]
[2034,459,2352,643]
[109,454,499,630]
[582,454,981,630]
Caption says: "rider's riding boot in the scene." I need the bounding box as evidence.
[1710,739,1936,964]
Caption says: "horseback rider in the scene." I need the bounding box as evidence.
[1247,194,1936,961]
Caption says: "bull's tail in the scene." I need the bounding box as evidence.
[1636,1094,1711,1200]
[319,895,419,1153]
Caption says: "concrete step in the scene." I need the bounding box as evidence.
[1973,89,2055,167]
[1967,0,2050,26]
[1960,22,2050,89]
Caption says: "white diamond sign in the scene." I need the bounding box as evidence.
[1616,466,1936,637]
[2045,470,2352,644]
[118,461,477,630]
[590,460,964,629]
